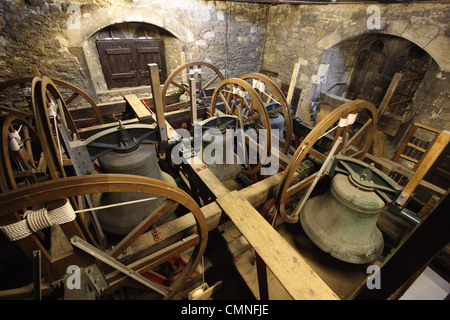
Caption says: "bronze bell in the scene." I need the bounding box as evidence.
[300,172,385,264]
[97,144,178,235]
[199,116,242,182]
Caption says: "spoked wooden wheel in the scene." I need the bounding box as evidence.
[0,76,103,126]
[210,78,272,176]
[161,61,225,112]
[0,113,43,191]
[239,73,293,154]
[31,76,74,180]
[275,100,378,223]
[0,174,208,299]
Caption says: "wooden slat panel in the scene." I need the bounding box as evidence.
[111,72,136,80]
[137,47,159,53]
[106,48,132,55]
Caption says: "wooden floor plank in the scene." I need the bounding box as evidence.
[217,190,339,300]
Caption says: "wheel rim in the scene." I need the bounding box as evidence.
[1,114,42,190]
[0,173,208,299]
[276,100,378,223]
[210,78,272,176]
[0,76,103,126]
[161,61,225,112]
[239,73,293,154]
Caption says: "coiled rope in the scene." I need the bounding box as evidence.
[0,200,76,242]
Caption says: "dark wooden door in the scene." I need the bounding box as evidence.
[96,39,167,89]
[346,49,387,105]
[134,39,167,86]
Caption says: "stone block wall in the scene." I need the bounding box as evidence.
[261,2,449,132]
[0,0,448,133]
[0,0,268,103]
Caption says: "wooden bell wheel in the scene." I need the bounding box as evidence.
[161,61,225,112]
[31,76,74,180]
[0,174,208,299]
[239,73,293,154]
[209,78,272,176]
[0,113,43,191]
[275,100,378,223]
[0,76,103,126]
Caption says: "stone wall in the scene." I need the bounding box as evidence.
[0,0,268,103]
[0,0,448,133]
[261,2,449,132]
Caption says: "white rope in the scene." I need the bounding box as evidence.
[8,132,21,152]
[319,124,339,140]
[0,200,76,242]
[260,90,280,105]
[0,195,162,242]
[318,113,357,140]
[74,196,160,214]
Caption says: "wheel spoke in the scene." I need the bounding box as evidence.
[276,100,378,223]
[109,199,177,259]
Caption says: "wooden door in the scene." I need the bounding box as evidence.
[135,39,167,85]
[96,39,167,89]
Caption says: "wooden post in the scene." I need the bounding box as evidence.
[148,63,168,142]
[396,130,449,207]
[32,65,41,77]
[286,62,301,106]
[255,252,269,300]
[378,73,402,117]
[181,52,187,84]
[189,77,198,124]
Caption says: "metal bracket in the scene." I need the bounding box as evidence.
[85,264,109,296]
[70,236,168,297]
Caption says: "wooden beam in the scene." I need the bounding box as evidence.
[286,62,301,106]
[378,73,402,117]
[216,190,339,300]
[189,77,198,124]
[397,130,450,206]
[185,156,230,198]
[148,63,168,141]
[353,191,450,300]
[181,52,187,83]
[124,94,152,121]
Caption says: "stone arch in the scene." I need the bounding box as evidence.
[313,33,435,109]
[65,5,195,95]
[67,5,194,47]
[317,28,448,73]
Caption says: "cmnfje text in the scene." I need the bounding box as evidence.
[181,303,269,317]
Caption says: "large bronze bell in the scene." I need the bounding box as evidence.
[299,156,402,264]
[97,144,178,235]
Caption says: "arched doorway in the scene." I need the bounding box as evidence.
[94,23,172,90]
[313,34,433,140]
[345,35,431,116]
